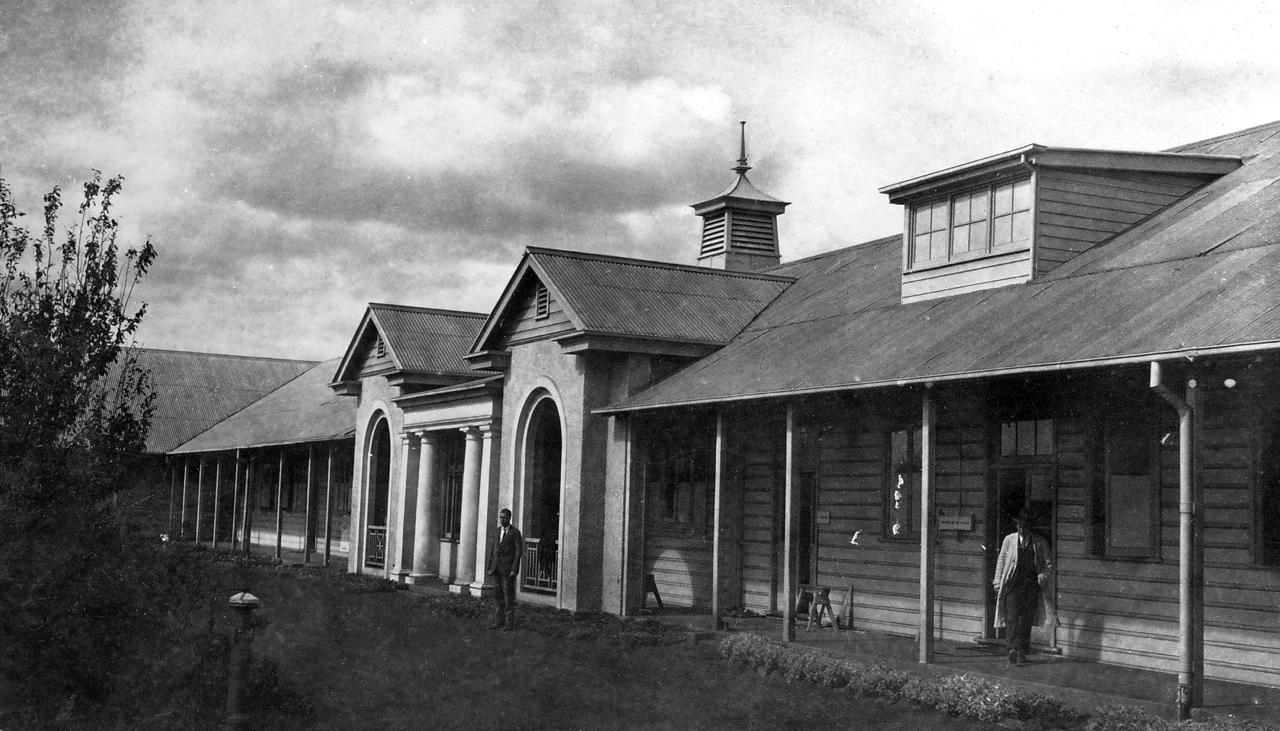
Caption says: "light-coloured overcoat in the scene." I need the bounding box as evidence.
[992,531,1056,629]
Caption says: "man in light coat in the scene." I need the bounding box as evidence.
[992,506,1053,665]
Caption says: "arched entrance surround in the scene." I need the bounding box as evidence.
[515,389,564,594]
[362,413,392,570]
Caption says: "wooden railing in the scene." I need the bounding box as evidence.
[521,537,557,593]
[365,525,387,569]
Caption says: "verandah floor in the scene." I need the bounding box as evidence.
[647,607,1280,726]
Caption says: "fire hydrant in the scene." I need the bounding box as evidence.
[226,592,260,730]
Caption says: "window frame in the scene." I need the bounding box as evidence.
[907,177,1033,271]
[882,425,923,542]
[1089,414,1163,560]
[439,435,465,541]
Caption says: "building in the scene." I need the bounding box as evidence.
[167,118,1280,707]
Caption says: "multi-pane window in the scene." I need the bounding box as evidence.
[883,427,922,540]
[1001,419,1054,457]
[910,178,1032,267]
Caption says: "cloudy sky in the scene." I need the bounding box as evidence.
[3,1,1278,360]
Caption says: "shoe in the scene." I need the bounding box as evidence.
[1015,651,1027,665]
[1008,650,1017,665]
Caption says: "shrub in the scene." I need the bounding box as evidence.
[718,634,1082,727]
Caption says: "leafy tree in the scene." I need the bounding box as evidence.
[0,172,182,721]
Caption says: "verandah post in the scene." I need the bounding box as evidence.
[711,409,725,631]
[180,458,189,539]
[782,403,797,642]
[230,449,241,551]
[212,457,222,549]
[304,446,314,564]
[275,449,285,560]
[919,386,936,664]
[194,457,205,545]
[323,444,334,567]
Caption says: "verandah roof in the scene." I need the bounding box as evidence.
[601,122,1280,414]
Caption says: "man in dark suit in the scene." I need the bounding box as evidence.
[487,508,523,631]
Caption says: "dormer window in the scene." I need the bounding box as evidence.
[909,178,1032,269]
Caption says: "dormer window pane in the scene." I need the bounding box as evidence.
[909,177,1031,268]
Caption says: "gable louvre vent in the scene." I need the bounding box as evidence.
[534,282,550,320]
[375,336,386,358]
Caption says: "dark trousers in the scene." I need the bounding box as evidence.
[1003,580,1039,653]
[492,571,517,624]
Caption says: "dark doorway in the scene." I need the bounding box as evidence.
[986,463,1055,643]
[365,419,391,569]
[524,399,562,592]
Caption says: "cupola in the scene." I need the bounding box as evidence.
[693,122,789,272]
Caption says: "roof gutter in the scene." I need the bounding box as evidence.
[594,340,1280,414]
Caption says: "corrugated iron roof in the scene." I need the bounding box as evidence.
[604,122,1280,413]
[170,358,353,453]
[132,349,316,453]
[528,248,793,344]
[369,304,487,375]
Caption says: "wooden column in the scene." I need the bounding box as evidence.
[324,445,334,567]
[242,457,254,555]
[919,388,937,664]
[304,446,314,564]
[275,449,285,560]
[212,457,222,549]
[711,409,726,631]
[194,458,205,544]
[180,459,190,539]
[167,460,176,535]
[782,404,797,642]
[230,450,241,551]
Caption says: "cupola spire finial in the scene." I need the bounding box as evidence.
[733,120,751,174]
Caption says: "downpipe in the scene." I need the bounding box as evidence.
[1149,361,1196,721]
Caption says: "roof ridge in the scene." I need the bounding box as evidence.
[368,302,488,318]
[134,346,318,365]
[525,246,795,282]
[1165,119,1280,152]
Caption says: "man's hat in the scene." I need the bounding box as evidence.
[1013,506,1035,525]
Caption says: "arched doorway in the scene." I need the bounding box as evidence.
[523,396,562,593]
[365,417,391,569]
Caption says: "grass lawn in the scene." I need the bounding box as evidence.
[226,562,1001,730]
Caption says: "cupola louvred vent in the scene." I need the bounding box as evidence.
[692,122,790,272]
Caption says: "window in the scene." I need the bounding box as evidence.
[647,444,713,534]
[910,178,1032,268]
[439,435,464,540]
[1091,416,1160,558]
[1001,419,1054,457]
[883,427,922,539]
[534,282,550,320]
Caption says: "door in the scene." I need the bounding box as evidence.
[986,464,1056,646]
